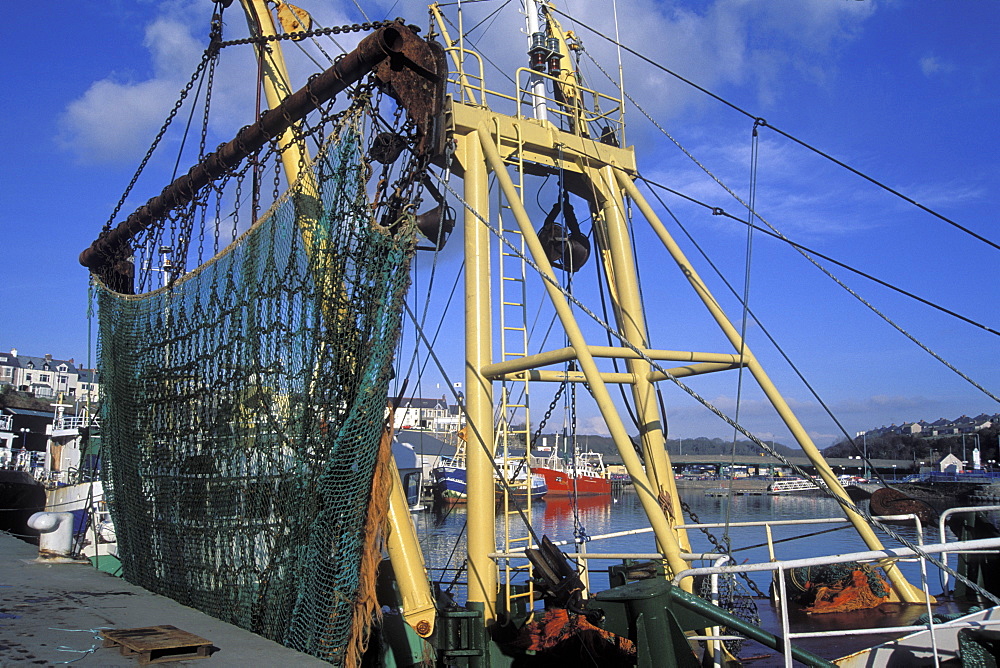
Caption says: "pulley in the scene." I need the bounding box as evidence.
[369,131,408,164]
[415,205,455,250]
[414,172,455,250]
[538,191,590,272]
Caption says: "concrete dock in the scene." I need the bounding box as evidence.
[0,532,328,666]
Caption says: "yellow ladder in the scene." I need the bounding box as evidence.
[493,118,536,618]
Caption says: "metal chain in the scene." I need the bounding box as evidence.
[103,17,392,234]
[681,499,767,598]
[103,14,225,232]
[217,20,399,49]
[529,381,568,450]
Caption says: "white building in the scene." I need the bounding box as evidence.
[394,396,463,433]
[0,349,99,402]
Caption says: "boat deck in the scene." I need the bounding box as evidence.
[734,595,975,665]
[0,533,328,666]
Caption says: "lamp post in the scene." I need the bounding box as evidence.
[863,433,868,479]
[19,427,29,449]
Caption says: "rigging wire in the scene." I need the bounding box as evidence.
[459,0,513,39]
[637,177,1000,339]
[437,10,519,89]
[402,301,545,546]
[576,45,999,339]
[725,119,763,549]
[640,181,894,487]
[431,170,1000,605]
[576,47,999,403]
[547,5,1000,253]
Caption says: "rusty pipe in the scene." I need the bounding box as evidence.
[80,23,408,276]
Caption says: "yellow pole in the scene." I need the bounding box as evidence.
[592,166,689,551]
[385,455,436,637]
[615,170,926,603]
[476,125,692,587]
[240,1,311,187]
[238,0,447,622]
[462,132,499,621]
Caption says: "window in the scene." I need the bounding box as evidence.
[0,367,10,378]
[58,364,67,372]
[58,375,68,385]
[39,374,50,383]
[25,373,32,382]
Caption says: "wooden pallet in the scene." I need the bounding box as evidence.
[101,625,212,665]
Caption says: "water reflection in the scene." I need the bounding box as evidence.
[413,489,995,597]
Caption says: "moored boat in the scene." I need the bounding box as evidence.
[767,477,821,495]
[532,450,611,496]
[431,446,548,503]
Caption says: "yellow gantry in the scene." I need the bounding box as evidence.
[250,0,927,639]
[433,0,927,621]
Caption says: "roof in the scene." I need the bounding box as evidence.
[395,431,456,458]
[15,355,79,374]
[76,368,100,383]
[399,397,449,410]
[2,408,56,418]
[0,354,21,368]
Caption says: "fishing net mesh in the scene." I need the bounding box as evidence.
[95,112,416,664]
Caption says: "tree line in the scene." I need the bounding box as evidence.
[822,426,1000,467]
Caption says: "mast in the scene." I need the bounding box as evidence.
[434,0,928,621]
[523,0,548,122]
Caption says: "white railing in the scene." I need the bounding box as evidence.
[489,513,1000,667]
[673,537,1000,668]
[0,414,11,431]
[938,504,1000,593]
[53,416,100,430]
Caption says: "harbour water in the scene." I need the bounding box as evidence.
[414,488,998,598]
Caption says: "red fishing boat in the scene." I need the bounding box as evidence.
[533,450,611,496]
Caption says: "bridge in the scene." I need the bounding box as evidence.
[663,454,917,477]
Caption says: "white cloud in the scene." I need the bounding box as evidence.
[56,1,360,166]
[58,12,206,164]
[920,54,955,77]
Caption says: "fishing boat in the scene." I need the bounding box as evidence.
[431,437,548,503]
[767,477,820,495]
[532,448,612,496]
[71,1,1000,666]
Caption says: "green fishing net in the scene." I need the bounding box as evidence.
[95,116,416,664]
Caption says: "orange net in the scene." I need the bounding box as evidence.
[793,567,890,614]
[514,608,637,662]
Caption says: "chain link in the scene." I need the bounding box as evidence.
[217,20,400,49]
[680,499,767,598]
[529,381,568,450]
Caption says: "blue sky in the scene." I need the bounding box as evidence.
[1,0,997,446]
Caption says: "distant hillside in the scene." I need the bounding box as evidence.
[538,433,797,464]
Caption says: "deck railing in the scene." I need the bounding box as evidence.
[491,513,1000,667]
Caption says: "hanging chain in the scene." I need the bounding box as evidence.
[104,14,225,232]
[217,20,399,49]
[680,498,767,598]
[529,381,568,450]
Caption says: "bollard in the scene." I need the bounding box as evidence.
[27,512,76,560]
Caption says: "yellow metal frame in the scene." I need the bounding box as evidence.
[435,0,927,622]
[239,0,439,637]
[247,0,927,639]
